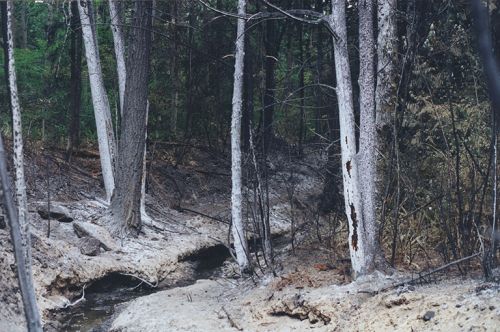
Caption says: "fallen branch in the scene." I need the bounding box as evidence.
[63,284,86,308]
[120,273,158,288]
[180,206,230,225]
[222,306,243,331]
[370,253,481,295]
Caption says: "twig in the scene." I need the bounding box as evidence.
[221,306,243,331]
[120,273,158,288]
[63,284,86,308]
[180,206,231,225]
[371,253,481,295]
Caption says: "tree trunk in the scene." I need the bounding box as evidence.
[298,19,305,157]
[242,31,254,152]
[0,134,42,331]
[231,0,251,272]
[109,0,151,223]
[170,0,179,137]
[78,0,116,202]
[314,0,324,139]
[67,1,82,160]
[109,0,126,117]
[2,3,42,329]
[358,0,380,270]
[184,6,194,139]
[3,0,31,266]
[140,101,152,224]
[329,0,368,278]
[375,0,397,129]
[110,0,152,237]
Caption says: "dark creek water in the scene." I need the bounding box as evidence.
[57,244,230,332]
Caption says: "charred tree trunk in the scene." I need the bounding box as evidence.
[329,0,381,277]
[298,20,305,157]
[358,0,381,270]
[78,0,116,202]
[329,0,367,277]
[230,0,251,272]
[109,0,126,117]
[170,0,179,137]
[111,0,152,237]
[242,32,254,152]
[67,1,82,160]
[0,134,42,331]
[2,0,31,265]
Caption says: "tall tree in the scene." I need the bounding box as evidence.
[109,0,152,223]
[328,0,383,277]
[375,0,397,129]
[329,0,367,277]
[78,0,116,202]
[262,15,279,152]
[1,2,41,330]
[109,0,126,116]
[2,0,30,264]
[110,0,153,236]
[0,136,42,331]
[230,0,251,272]
[358,0,380,272]
[66,1,83,159]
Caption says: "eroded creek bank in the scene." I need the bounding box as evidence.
[11,196,291,332]
[52,243,231,331]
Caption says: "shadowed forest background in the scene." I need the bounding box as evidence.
[0,0,499,331]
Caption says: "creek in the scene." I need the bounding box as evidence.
[57,244,230,332]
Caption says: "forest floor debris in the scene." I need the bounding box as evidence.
[110,269,500,332]
[0,145,499,331]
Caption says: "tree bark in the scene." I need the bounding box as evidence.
[109,0,151,223]
[3,0,31,266]
[358,0,380,270]
[329,0,369,278]
[375,0,397,129]
[170,0,179,137]
[0,134,42,331]
[78,0,116,202]
[2,2,42,330]
[67,1,82,160]
[111,0,152,237]
[109,0,126,117]
[242,31,254,152]
[231,0,251,272]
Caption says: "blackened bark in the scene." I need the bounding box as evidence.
[111,0,152,236]
[67,1,82,160]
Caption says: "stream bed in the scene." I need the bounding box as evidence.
[55,245,230,332]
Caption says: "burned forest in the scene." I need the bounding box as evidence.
[0,0,499,331]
